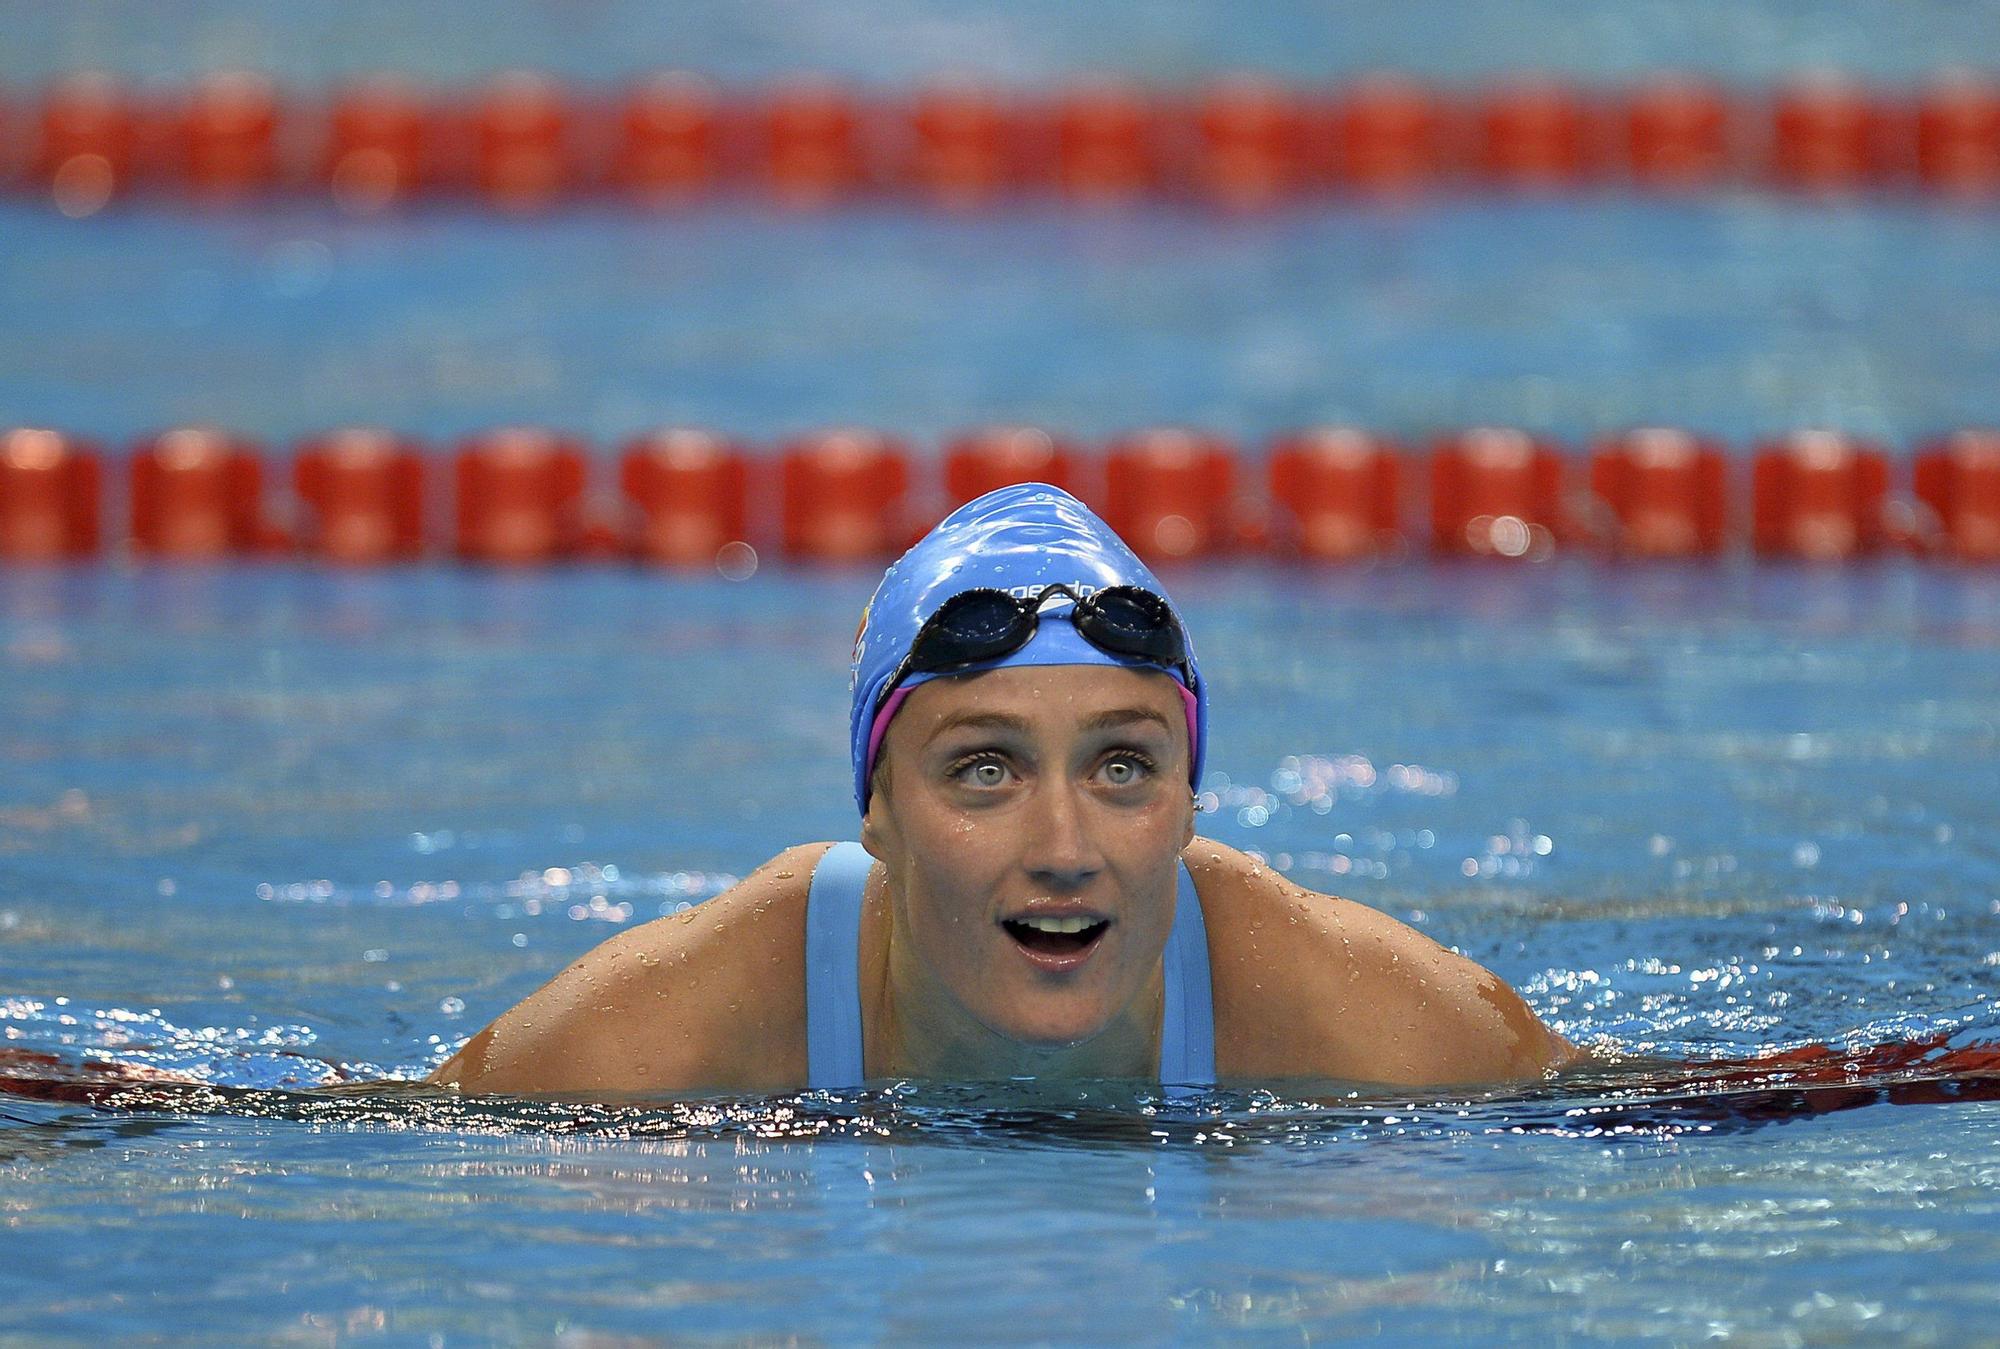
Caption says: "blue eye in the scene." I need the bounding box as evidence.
[1101,753,1155,786]
[951,755,1011,788]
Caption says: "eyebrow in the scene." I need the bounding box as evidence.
[925,711,1031,742]
[1082,707,1176,735]
[925,706,1175,743]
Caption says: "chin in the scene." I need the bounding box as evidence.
[985,998,1115,1054]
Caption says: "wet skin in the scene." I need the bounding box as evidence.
[431,666,1577,1096]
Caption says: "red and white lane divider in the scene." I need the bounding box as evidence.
[3,423,1998,567]
[4,71,1998,215]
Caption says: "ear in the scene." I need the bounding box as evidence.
[859,792,893,862]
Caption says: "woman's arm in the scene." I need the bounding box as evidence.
[428,843,828,1095]
[1192,840,1580,1086]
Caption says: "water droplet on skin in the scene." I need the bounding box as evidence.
[774,872,794,881]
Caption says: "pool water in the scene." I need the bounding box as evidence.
[6,198,2000,455]
[5,561,1999,1341]
[6,1,2000,1342]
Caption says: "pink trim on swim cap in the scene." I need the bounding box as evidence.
[1174,682,1199,771]
[861,674,1200,806]
[864,683,917,794]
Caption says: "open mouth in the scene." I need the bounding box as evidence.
[1002,915,1110,957]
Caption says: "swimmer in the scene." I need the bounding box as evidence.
[432,485,1578,1094]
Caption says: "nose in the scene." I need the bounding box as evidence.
[1022,775,1104,890]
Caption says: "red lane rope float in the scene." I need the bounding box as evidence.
[1102,428,1239,562]
[1914,430,2000,562]
[178,71,282,202]
[8,72,1999,213]
[944,427,1080,507]
[130,427,275,558]
[33,74,139,217]
[323,79,432,214]
[1622,77,1734,190]
[1323,75,1449,195]
[1052,81,1164,204]
[621,427,748,567]
[1917,76,2000,196]
[761,79,869,208]
[1473,79,1605,189]
[613,73,721,206]
[470,71,575,211]
[1430,428,1566,560]
[0,429,100,560]
[1590,428,1729,558]
[1190,79,1306,209]
[780,429,911,562]
[7,423,2000,567]
[1770,76,1903,194]
[907,84,1023,208]
[1752,431,1890,560]
[1268,428,1403,562]
[294,429,426,564]
[454,428,586,564]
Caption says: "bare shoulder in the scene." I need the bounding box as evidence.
[429,842,834,1096]
[1184,838,1574,1086]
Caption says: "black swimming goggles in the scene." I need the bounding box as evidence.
[877,582,1194,709]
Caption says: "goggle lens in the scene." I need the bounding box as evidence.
[919,589,1035,664]
[1079,588,1181,663]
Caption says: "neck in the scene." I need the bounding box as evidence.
[859,876,1164,1082]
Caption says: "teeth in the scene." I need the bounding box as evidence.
[1017,915,1097,935]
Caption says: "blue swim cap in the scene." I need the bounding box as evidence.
[849,483,1206,814]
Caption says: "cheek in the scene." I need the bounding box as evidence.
[1125,788,1195,848]
[900,811,1008,923]
[903,798,993,860]
[1114,800,1194,913]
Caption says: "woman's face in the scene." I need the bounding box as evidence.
[861,663,1196,1055]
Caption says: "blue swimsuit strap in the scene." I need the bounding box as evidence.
[1159,858,1216,1086]
[805,842,873,1090]
[805,841,1216,1089]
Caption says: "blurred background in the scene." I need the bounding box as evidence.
[1,0,1996,464]
[2,0,1995,82]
